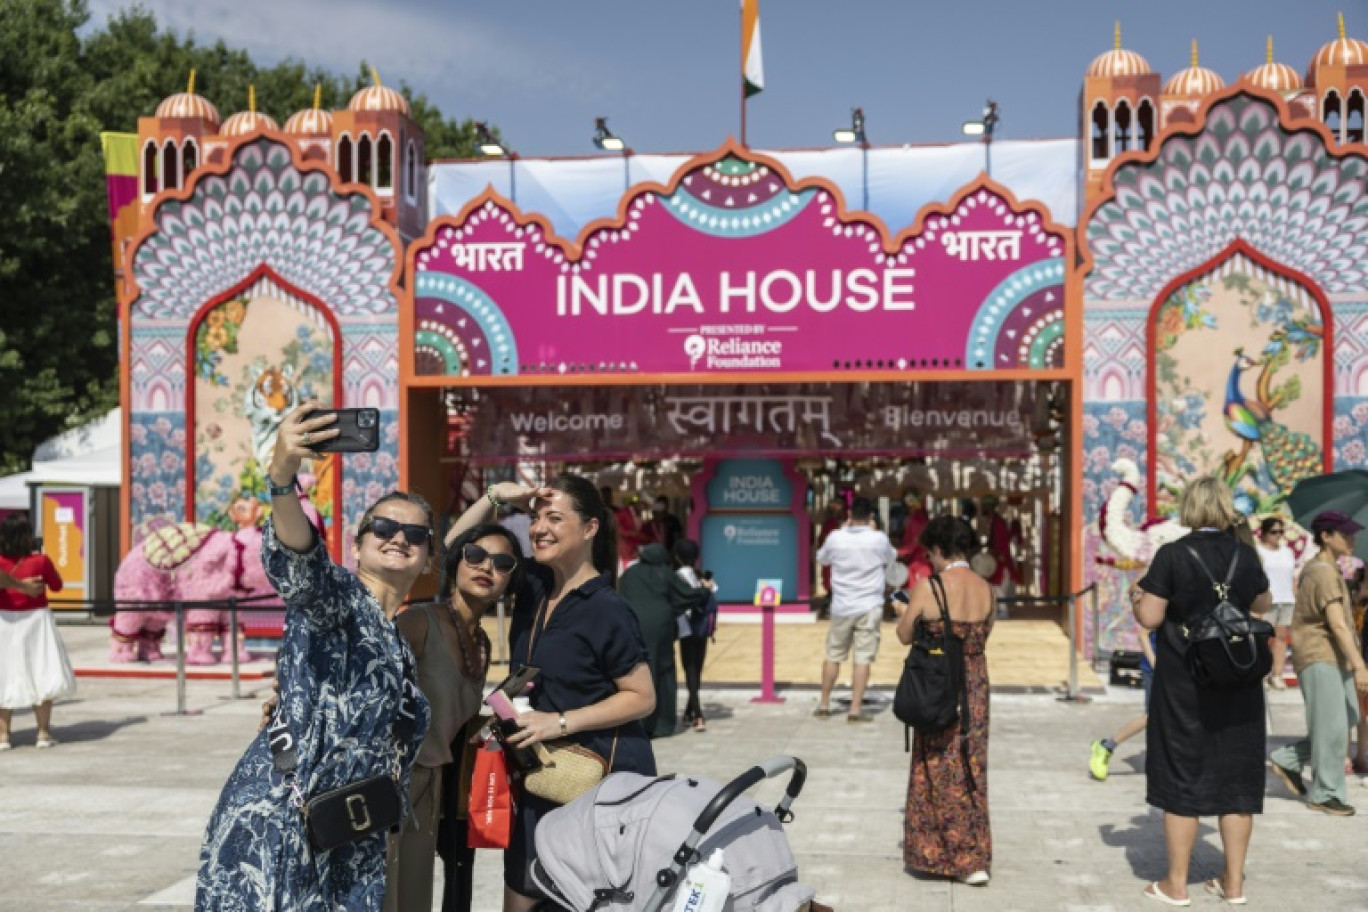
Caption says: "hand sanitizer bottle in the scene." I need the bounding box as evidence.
[671,848,731,912]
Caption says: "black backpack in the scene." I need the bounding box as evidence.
[893,575,969,732]
[1179,545,1274,690]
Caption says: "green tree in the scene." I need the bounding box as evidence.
[0,1,491,474]
[0,0,115,474]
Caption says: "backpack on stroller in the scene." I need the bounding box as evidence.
[530,756,827,912]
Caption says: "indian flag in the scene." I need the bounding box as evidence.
[742,0,764,97]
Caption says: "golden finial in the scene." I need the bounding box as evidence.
[1114,21,1122,50]
[1339,12,1347,40]
[248,85,256,114]
[1267,36,1274,65]
[1191,39,1199,68]
[370,66,382,88]
[312,84,322,110]
[187,69,196,94]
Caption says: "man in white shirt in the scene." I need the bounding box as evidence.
[815,497,896,722]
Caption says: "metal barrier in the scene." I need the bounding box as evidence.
[61,593,286,715]
[994,584,1098,702]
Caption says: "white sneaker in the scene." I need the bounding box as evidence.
[0,741,11,752]
[958,871,990,886]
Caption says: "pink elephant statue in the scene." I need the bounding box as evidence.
[111,494,320,664]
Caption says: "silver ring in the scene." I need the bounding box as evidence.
[301,431,311,447]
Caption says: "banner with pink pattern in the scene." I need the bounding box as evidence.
[412,155,1067,379]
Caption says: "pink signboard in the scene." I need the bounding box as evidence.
[411,146,1068,379]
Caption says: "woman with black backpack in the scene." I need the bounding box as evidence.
[1134,476,1272,907]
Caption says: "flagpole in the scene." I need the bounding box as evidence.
[740,1,747,147]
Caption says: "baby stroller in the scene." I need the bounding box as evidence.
[530,756,828,912]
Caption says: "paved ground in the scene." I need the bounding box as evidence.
[2,629,1366,911]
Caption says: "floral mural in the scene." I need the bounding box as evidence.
[129,413,187,534]
[1153,259,1324,517]
[192,295,336,530]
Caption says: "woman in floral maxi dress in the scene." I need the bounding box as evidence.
[196,404,431,911]
[895,515,994,886]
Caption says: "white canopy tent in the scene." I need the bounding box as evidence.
[0,409,121,510]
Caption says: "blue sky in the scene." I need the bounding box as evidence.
[86,0,1358,157]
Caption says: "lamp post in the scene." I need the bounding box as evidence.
[475,121,517,201]
[593,117,631,192]
[833,107,869,210]
[961,100,999,178]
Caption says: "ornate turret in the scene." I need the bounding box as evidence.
[139,70,219,204]
[1305,14,1368,143]
[1082,23,1161,201]
[285,85,335,135]
[1161,41,1225,128]
[220,86,280,137]
[1246,37,1303,96]
[331,68,426,238]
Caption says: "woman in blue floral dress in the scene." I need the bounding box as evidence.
[196,403,432,911]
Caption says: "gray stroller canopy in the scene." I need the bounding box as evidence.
[532,772,817,912]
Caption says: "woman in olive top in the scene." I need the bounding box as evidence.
[384,524,523,912]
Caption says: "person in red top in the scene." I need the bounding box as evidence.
[0,514,75,750]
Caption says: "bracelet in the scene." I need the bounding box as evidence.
[486,485,503,511]
[558,713,568,736]
[269,477,297,497]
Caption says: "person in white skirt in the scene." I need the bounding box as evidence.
[0,514,75,750]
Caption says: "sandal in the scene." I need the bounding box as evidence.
[1204,878,1247,905]
[693,717,706,732]
[812,707,834,718]
[35,735,56,749]
[0,741,10,752]
[1143,882,1191,907]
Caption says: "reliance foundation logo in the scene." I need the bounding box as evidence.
[684,328,783,370]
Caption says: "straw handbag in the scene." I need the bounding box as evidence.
[521,741,610,805]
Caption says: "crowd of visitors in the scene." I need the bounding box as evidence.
[162,410,1368,911]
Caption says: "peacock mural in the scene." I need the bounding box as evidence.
[1153,253,1324,515]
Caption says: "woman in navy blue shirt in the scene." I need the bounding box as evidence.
[446,474,655,911]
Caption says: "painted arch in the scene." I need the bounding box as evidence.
[123,135,404,561]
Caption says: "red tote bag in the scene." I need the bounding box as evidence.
[468,743,514,849]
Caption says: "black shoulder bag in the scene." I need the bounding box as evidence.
[1180,545,1274,690]
[893,575,969,734]
[268,648,422,851]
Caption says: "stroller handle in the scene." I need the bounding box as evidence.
[646,756,808,912]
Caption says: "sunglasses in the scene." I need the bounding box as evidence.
[364,516,431,547]
[463,543,517,574]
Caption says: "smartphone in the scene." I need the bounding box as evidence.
[312,408,380,453]
[702,570,714,582]
[491,665,540,699]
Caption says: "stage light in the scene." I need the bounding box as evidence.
[475,122,507,157]
[833,107,866,145]
[962,100,1000,139]
[593,117,625,152]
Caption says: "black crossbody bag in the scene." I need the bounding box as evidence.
[268,649,422,852]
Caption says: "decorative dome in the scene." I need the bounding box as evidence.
[348,68,410,115]
[1246,38,1303,93]
[219,86,279,137]
[1164,41,1225,95]
[285,86,334,134]
[1307,14,1368,86]
[155,71,221,127]
[1087,22,1154,78]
